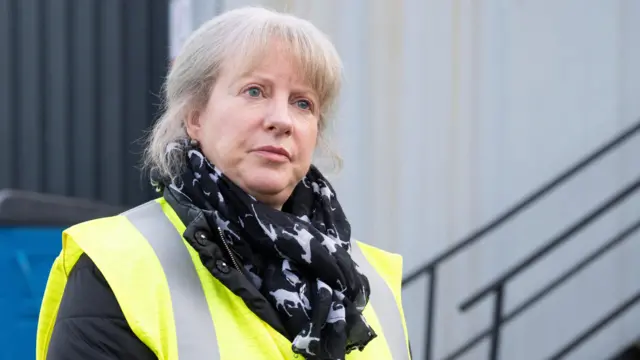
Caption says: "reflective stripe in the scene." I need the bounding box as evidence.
[352,243,410,360]
[124,201,220,360]
[125,200,406,359]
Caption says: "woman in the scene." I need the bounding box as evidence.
[37,6,410,360]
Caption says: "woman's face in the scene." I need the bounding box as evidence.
[186,46,320,209]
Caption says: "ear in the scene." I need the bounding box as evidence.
[184,109,201,140]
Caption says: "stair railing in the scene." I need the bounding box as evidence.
[445,177,640,359]
[402,118,640,360]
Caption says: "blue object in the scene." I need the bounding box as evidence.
[0,188,124,360]
[0,227,63,360]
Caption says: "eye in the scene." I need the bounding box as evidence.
[244,86,263,98]
[295,99,313,111]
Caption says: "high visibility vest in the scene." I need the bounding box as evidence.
[36,198,411,360]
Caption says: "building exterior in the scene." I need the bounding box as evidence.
[0,0,639,358]
[0,1,169,357]
[0,0,169,207]
[171,1,640,359]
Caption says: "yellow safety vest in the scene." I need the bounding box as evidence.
[36,197,411,359]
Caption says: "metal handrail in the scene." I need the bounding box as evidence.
[459,175,640,311]
[450,176,640,359]
[548,290,640,360]
[402,118,640,286]
[401,118,640,360]
[441,215,640,360]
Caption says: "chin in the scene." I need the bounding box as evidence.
[242,169,293,198]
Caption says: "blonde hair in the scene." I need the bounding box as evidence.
[143,6,343,181]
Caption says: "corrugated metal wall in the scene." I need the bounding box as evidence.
[0,0,169,207]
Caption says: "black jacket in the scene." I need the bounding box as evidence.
[46,189,289,359]
[46,190,412,359]
[46,253,157,359]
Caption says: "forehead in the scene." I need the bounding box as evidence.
[219,38,329,98]
[228,45,302,79]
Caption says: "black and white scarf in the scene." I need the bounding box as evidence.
[162,143,376,359]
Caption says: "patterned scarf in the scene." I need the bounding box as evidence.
[163,143,376,359]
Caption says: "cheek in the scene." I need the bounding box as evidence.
[297,126,319,161]
[205,109,260,158]
[199,116,222,147]
[197,109,235,165]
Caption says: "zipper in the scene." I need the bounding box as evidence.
[217,226,241,272]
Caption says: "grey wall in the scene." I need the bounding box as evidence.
[0,0,169,207]
[180,1,640,359]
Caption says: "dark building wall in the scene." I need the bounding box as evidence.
[0,0,169,207]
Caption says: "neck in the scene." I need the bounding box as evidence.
[244,188,291,211]
[253,194,284,211]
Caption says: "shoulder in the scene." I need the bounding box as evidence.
[62,199,169,264]
[354,240,403,271]
[63,210,137,241]
[353,240,403,290]
[64,198,168,236]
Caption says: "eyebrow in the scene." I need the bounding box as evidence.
[239,72,319,100]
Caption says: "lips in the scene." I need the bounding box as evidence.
[253,145,291,161]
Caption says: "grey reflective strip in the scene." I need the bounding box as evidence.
[123,201,220,360]
[351,242,410,360]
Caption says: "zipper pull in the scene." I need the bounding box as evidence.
[216,227,241,272]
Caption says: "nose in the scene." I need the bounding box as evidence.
[263,97,293,136]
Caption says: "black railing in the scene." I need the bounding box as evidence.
[444,209,640,360]
[402,118,640,360]
[549,289,640,360]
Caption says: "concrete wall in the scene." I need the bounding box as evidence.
[171,1,640,359]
